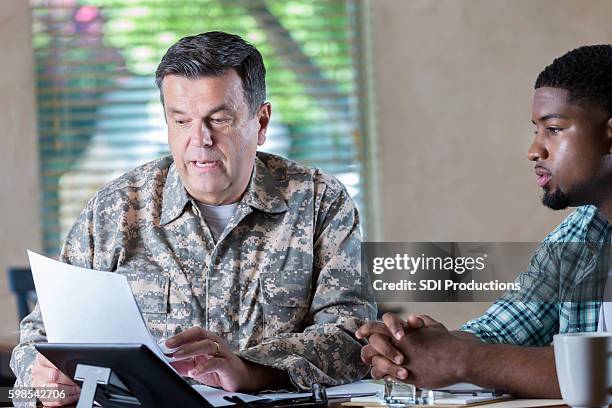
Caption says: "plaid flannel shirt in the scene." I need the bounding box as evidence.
[460,205,611,346]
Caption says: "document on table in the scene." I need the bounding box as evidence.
[28,250,170,364]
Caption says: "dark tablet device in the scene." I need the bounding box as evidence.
[35,343,212,408]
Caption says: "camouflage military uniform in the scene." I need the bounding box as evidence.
[11,151,376,395]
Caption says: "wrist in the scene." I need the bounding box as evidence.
[452,337,477,383]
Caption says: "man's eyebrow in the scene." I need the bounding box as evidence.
[208,104,234,115]
[167,104,233,116]
[538,113,569,121]
[168,107,187,116]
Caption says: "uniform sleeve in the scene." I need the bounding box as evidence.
[459,241,561,346]
[237,185,377,390]
[9,199,97,394]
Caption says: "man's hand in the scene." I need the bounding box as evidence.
[31,353,81,407]
[166,327,288,392]
[356,313,428,373]
[357,313,468,388]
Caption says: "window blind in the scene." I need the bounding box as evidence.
[31,0,368,256]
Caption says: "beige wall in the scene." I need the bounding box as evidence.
[371,0,612,328]
[0,1,40,340]
[1,1,612,336]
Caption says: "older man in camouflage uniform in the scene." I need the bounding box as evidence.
[11,31,375,406]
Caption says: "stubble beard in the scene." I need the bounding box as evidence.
[542,188,571,210]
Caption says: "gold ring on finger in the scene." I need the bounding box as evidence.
[213,341,221,357]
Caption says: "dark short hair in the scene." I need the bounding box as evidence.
[155,31,266,116]
[535,44,612,115]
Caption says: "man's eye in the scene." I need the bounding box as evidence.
[547,127,562,134]
[211,118,231,125]
[175,119,187,125]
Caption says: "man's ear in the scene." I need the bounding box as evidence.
[256,102,272,146]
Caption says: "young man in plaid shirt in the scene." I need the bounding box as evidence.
[357,45,612,397]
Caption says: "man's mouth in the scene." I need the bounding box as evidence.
[534,166,552,188]
[190,160,221,172]
[194,160,218,168]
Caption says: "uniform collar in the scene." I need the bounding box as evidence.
[160,155,289,225]
[160,162,191,225]
[241,154,290,214]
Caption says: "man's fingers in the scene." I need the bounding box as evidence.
[370,366,384,380]
[169,358,196,375]
[360,344,379,365]
[190,357,225,378]
[33,365,77,387]
[406,314,426,329]
[34,353,78,386]
[166,327,211,347]
[368,334,404,364]
[371,355,408,380]
[174,339,221,358]
[45,366,76,385]
[36,353,54,368]
[355,321,392,340]
[382,313,408,340]
[416,314,439,327]
[40,391,80,407]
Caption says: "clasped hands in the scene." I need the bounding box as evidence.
[356,313,467,389]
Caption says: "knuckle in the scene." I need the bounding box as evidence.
[361,346,374,362]
[371,334,391,353]
[370,367,380,379]
[49,367,59,383]
[374,356,393,373]
[383,344,395,358]
[371,355,384,368]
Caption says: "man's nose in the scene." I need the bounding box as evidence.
[190,124,213,147]
[527,134,548,161]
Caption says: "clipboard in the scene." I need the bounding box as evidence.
[36,343,212,408]
[35,343,329,408]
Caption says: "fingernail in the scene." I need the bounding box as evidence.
[395,330,403,340]
[188,369,198,377]
[398,368,407,379]
[394,356,403,364]
[173,349,184,357]
[166,339,176,347]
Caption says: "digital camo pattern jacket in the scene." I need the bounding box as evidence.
[11,151,376,393]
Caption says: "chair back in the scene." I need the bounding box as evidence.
[7,267,37,321]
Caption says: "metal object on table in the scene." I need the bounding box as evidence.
[380,379,448,406]
[381,378,417,406]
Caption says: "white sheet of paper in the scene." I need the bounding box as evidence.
[27,250,168,363]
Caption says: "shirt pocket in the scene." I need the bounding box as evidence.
[127,272,170,342]
[260,269,312,337]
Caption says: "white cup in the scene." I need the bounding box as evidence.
[553,332,612,408]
